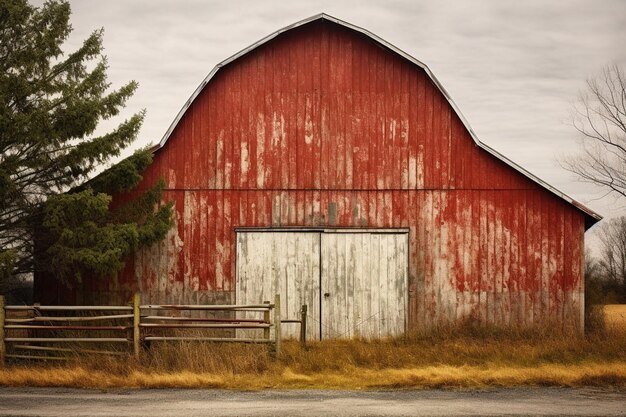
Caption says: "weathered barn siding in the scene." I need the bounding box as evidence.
[50,186,584,330]
[36,18,590,331]
[135,189,582,329]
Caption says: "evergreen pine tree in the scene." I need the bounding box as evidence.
[0,0,172,287]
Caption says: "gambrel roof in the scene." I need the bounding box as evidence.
[154,13,601,228]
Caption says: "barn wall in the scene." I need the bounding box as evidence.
[36,20,586,330]
[99,188,583,330]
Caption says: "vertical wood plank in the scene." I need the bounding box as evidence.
[263,301,271,340]
[236,232,320,340]
[563,203,573,326]
[229,68,239,190]
[247,53,258,190]
[494,191,504,326]
[274,293,281,355]
[531,191,542,325]
[215,78,225,190]
[518,191,529,327]
[133,292,140,360]
[538,196,550,324]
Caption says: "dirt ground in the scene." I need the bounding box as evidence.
[0,387,625,417]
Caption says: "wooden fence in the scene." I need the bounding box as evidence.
[0,293,307,365]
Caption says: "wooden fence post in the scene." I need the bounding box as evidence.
[300,304,307,348]
[133,292,141,360]
[273,294,281,356]
[0,295,5,367]
[263,301,270,341]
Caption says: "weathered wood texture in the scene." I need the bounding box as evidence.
[35,20,586,331]
[320,232,408,339]
[236,232,320,340]
[2,299,279,362]
[236,231,408,340]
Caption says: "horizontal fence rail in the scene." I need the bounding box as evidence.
[139,323,270,329]
[142,337,274,343]
[0,293,308,365]
[5,325,129,330]
[4,306,133,311]
[12,345,126,356]
[5,338,130,343]
[141,316,266,323]
[141,304,275,310]
[5,314,134,323]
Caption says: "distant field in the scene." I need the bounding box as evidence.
[604,305,626,330]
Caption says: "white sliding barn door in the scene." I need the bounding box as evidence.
[236,230,408,340]
[236,232,320,340]
[321,232,408,339]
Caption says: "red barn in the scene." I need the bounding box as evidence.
[38,14,601,337]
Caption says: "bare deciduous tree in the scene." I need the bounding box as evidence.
[565,64,626,199]
[584,248,605,332]
[595,216,626,302]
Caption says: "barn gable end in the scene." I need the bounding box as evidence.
[36,15,600,334]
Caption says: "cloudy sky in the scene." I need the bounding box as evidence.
[40,0,626,240]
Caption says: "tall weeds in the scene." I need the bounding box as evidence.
[2,316,625,389]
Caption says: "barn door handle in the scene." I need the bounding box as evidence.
[323,292,330,298]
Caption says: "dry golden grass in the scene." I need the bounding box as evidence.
[2,324,626,390]
[1,362,625,390]
[604,304,626,331]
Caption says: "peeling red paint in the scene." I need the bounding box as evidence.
[36,20,588,331]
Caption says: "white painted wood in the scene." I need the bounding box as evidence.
[237,230,408,340]
[321,232,408,339]
[236,232,320,340]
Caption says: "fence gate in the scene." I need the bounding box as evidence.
[236,229,408,340]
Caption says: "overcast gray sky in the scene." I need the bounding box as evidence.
[45,0,626,240]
